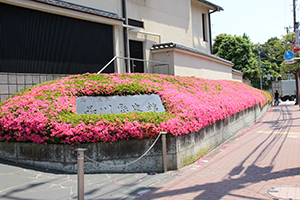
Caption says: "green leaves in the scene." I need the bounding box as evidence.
[214,34,256,81]
[213,32,299,90]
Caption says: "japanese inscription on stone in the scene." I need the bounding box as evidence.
[76,94,165,115]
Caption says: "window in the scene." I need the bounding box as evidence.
[128,18,144,28]
[202,13,207,42]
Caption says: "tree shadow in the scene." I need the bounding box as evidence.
[0,158,70,175]
[140,104,298,199]
[0,178,69,200]
[145,166,300,200]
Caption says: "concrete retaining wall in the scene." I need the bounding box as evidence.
[0,72,72,102]
[0,103,271,173]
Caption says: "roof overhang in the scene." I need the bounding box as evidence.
[33,0,124,21]
[232,69,244,76]
[151,42,233,67]
[1,0,124,26]
[197,0,224,11]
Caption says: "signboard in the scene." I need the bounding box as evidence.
[292,44,300,52]
[76,94,166,115]
[284,51,294,60]
[284,59,295,65]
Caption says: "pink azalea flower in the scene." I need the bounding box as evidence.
[0,73,272,144]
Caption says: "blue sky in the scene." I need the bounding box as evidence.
[210,0,298,44]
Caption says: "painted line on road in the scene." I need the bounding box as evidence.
[257,131,300,135]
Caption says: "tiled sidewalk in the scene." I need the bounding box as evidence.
[137,102,300,200]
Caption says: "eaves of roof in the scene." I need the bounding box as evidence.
[151,42,233,66]
[33,0,124,21]
[232,68,244,75]
[197,0,224,11]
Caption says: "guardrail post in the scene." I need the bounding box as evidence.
[161,132,167,172]
[75,148,86,200]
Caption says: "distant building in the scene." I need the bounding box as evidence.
[0,0,242,101]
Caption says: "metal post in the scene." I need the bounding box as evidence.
[122,0,131,73]
[296,68,300,106]
[75,148,86,200]
[161,132,167,172]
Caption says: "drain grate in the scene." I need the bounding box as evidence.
[267,186,300,199]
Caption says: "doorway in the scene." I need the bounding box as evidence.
[129,40,144,73]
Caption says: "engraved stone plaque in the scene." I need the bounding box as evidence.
[76,94,166,115]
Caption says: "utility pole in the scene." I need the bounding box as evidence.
[293,0,300,105]
[294,0,297,32]
[258,44,263,90]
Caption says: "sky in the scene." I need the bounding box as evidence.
[210,0,298,44]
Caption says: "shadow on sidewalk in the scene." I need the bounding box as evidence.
[0,158,70,175]
[144,166,300,200]
[138,104,299,199]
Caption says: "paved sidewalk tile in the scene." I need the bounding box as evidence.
[136,102,300,200]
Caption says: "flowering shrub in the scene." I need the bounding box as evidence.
[0,73,272,144]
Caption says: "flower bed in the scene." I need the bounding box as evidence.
[0,73,272,145]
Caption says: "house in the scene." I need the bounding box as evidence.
[0,0,241,102]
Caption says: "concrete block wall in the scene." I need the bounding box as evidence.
[0,72,72,102]
[171,103,270,170]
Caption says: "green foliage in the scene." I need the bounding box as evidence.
[252,38,282,90]
[60,111,174,127]
[277,33,300,75]
[212,33,228,54]
[213,32,300,90]
[214,34,257,80]
[9,87,31,99]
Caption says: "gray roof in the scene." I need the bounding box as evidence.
[198,0,224,11]
[34,0,123,21]
[33,0,221,21]
[151,42,233,66]
[232,68,244,75]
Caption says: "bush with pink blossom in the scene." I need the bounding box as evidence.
[0,73,272,144]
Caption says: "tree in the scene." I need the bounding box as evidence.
[213,33,258,81]
[212,33,228,55]
[213,32,300,101]
[252,37,282,90]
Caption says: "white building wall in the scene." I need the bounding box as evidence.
[191,0,210,53]
[232,73,243,82]
[63,0,121,15]
[173,50,232,80]
[152,48,233,80]
[129,0,191,45]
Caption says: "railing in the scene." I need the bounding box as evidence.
[97,56,169,74]
[75,132,168,200]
